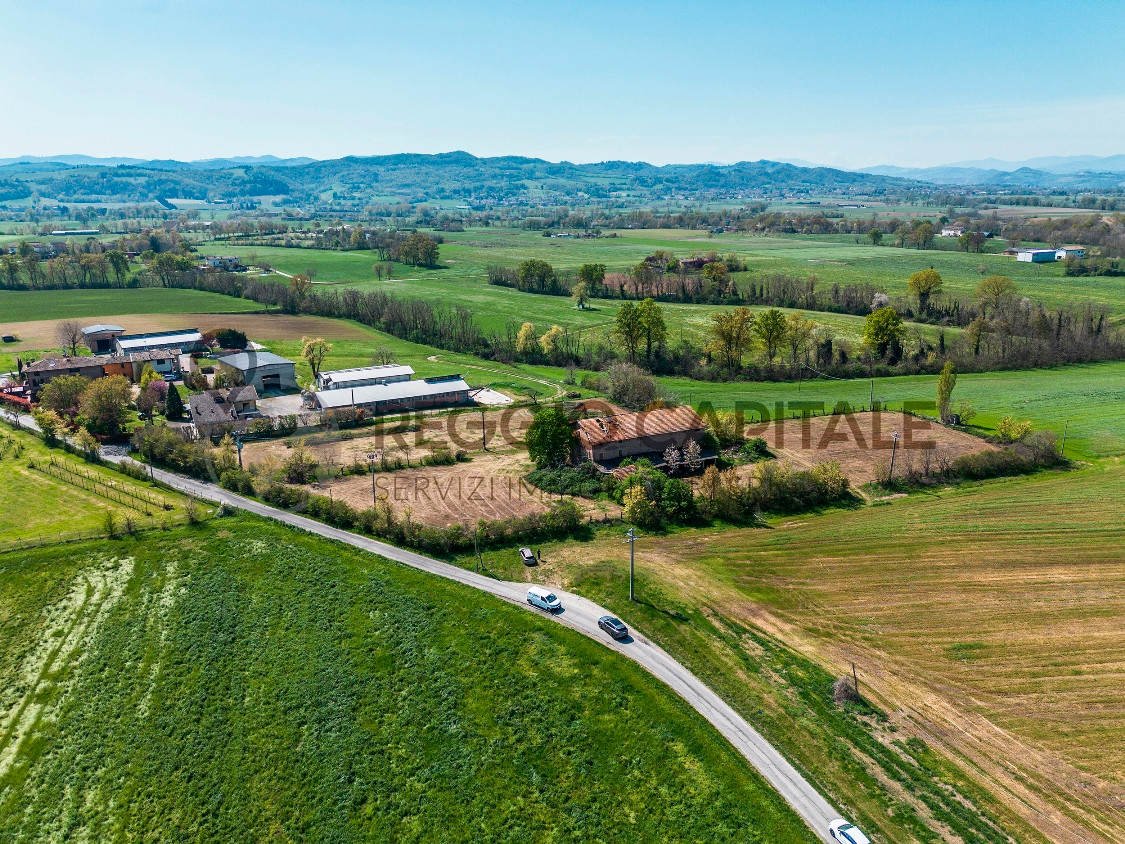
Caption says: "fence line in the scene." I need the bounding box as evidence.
[0,517,185,554]
[31,460,164,515]
[46,455,169,510]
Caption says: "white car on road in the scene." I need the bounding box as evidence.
[829,819,870,844]
[526,586,561,612]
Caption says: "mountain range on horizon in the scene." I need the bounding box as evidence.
[0,151,1122,203]
[3,152,1125,176]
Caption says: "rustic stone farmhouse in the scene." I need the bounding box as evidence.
[573,406,710,471]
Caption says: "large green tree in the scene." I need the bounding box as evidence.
[706,307,756,375]
[862,306,906,357]
[525,406,573,468]
[636,298,666,362]
[976,275,1017,317]
[398,232,440,268]
[907,269,943,313]
[517,259,558,293]
[577,263,606,293]
[165,383,185,420]
[753,309,788,362]
[79,375,132,435]
[39,374,90,417]
[614,301,643,362]
[106,250,129,285]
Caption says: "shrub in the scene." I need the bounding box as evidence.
[623,485,656,526]
[995,416,1033,442]
[833,676,861,706]
[601,362,661,410]
[282,441,318,483]
[707,410,746,447]
[740,437,770,460]
[661,477,697,522]
[422,447,456,467]
[525,462,603,498]
[219,469,256,495]
[248,416,275,436]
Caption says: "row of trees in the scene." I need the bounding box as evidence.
[161,266,1125,386]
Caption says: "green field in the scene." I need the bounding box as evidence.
[461,462,1125,842]
[212,228,1125,315]
[213,239,961,350]
[0,427,191,546]
[0,288,261,322]
[656,361,1125,460]
[0,517,816,843]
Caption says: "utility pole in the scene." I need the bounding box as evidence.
[234,434,243,470]
[852,662,859,696]
[625,528,637,602]
[869,379,874,412]
[1060,419,1069,457]
[480,407,487,451]
[367,451,377,506]
[888,430,900,480]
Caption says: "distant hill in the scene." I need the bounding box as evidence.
[947,155,1125,175]
[0,154,317,170]
[0,152,921,205]
[859,162,1125,190]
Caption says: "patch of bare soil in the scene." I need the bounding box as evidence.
[314,449,618,527]
[1,313,372,353]
[241,407,618,527]
[751,411,994,486]
[240,407,536,468]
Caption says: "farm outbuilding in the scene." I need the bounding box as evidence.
[116,329,205,355]
[313,374,471,415]
[574,406,710,470]
[81,324,125,354]
[215,351,298,393]
[1016,249,1059,263]
[315,363,414,391]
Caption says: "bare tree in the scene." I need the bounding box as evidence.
[56,320,84,356]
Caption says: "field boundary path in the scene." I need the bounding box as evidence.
[0,407,841,840]
[426,354,567,399]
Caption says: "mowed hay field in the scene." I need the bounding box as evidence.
[0,517,817,843]
[649,466,1125,839]
[753,411,995,487]
[492,464,1125,841]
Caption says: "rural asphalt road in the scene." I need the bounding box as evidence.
[1,409,841,840]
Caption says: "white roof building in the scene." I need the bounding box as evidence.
[116,329,204,354]
[1016,249,1059,263]
[314,375,471,414]
[315,363,414,390]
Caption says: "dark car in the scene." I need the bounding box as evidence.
[519,547,537,566]
[598,616,628,639]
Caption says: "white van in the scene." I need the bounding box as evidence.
[526,586,562,612]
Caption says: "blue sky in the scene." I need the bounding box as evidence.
[2,0,1123,168]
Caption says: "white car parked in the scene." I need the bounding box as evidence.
[526,586,561,612]
[829,819,871,844]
